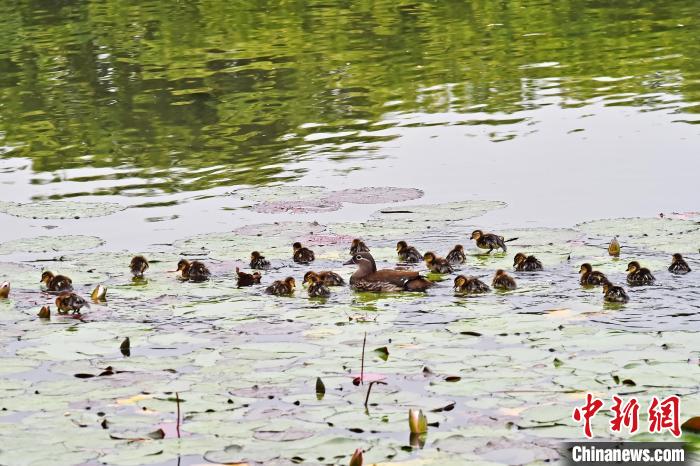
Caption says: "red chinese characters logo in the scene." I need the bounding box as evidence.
[648,395,681,437]
[572,394,604,438]
[610,395,640,434]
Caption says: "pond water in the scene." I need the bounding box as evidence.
[0,1,699,465]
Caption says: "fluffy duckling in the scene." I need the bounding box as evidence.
[513,253,543,272]
[303,270,345,286]
[250,251,270,270]
[266,277,296,296]
[579,263,608,286]
[668,253,691,275]
[0,282,9,299]
[55,292,88,314]
[423,252,454,274]
[608,237,621,257]
[470,230,508,253]
[40,271,73,292]
[453,275,490,294]
[396,241,423,263]
[293,242,315,264]
[350,239,370,255]
[176,259,211,282]
[626,261,655,286]
[603,282,629,303]
[130,255,149,278]
[344,252,433,292]
[492,269,517,291]
[305,273,331,298]
[236,267,261,287]
[446,245,466,265]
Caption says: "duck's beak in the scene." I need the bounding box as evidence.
[343,258,355,266]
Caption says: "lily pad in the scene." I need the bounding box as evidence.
[0,235,104,254]
[326,187,424,205]
[0,200,124,219]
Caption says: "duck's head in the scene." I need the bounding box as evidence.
[0,282,9,299]
[304,272,321,286]
[579,263,592,274]
[292,242,303,252]
[284,277,296,289]
[626,261,640,273]
[513,253,527,266]
[470,230,483,240]
[351,238,363,247]
[251,251,264,260]
[396,240,408,252]
[452,244,464,253]
[343,252,377,272]
[40,271,54,284]
[494,269,507,277]
[423,252,437,264]
[672,253,684,262]
[602,283,612,294]
[453,275,467,289]
[176,259,191,273]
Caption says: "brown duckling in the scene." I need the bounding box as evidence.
[55,291,88,314]
[250,251,270,270]
[668,253,691,275]
[396,241,423,263]
[176,259,211,282]
[579,263,608,286]
[129,255,149,278]
[470,230,509,253]
[446,245,466,265]
[236,267,261,287]
[40,271,73,292]
[423,252,454,274]
[304,273,331,298]
[350,238,370,255]
[293,242,315,264]
[344,252,433,292]
[603,282,629,303]
[266,277,296,296]
[513,253,543,272]
[626,261,655,286]
[492,269,517,291]
[303,270,345,286]
[0,282,9,299]
[453,275,490,294]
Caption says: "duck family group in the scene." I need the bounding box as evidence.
[0,230,691,314]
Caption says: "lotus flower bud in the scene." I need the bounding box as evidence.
[608,237,620,257]
[408,409,428,434]
[349,448,363,466]
[38,305,50,319]
[91,284,107,301]
[0,282,10,299]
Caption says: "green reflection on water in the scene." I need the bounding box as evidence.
[0,0,698,196]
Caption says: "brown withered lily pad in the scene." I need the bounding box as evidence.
[325,187,424,205]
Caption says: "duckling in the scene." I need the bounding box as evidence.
[492,269,517,291]
[129,255,149,278]
[266,277,296,296]
[236,267,261,287]
[176,259,211,282]
[608,237,621,257]
[0,282,9,299]
[350,239,370,255]
[626,261,655,286]
[513,253,543,272]
[55,292,88,314]
[344,252,433,292]
[396,241,423,263]
[250,251,270,270]
[423,252,454,274]
[303,270,345,286]
[446,245,466,265]
[293,242,315,264]
[453,275,490,294]
[305,273,331,298]
[668,253,691,275]
[579,263,608,286]
[470,230,509,253]
[603,282,629,303]
[40,271,73,292]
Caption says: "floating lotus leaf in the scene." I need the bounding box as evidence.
[0,200,124,219]
[0,235,104,254]
[326,187,424,204]
[576,217,700,253]
[233,185,328,203]
[371,200,507,223]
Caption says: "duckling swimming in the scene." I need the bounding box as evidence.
[55,291,88,314]
[176,259,211,282]
[492,269,517,291]
[344,252,433,292]
[303,270,345,286]
[266,277,296,296]
[396,241,423,263]
[40,271,73,292]
[626,261,655,285]
[423,252,454,274]
[350,239,370,255]
[668,253,691,275]
[608,237,621,257]
[250,251,270,270]
[129,255,149,278]
[446,245,466,265]
[293,242,315,264]
[453,275,490,294]
[514,253,543,272]
[305,273,331,298]
[470,230,510,253]
[603,282,629,303]
[236,267,261,287]
[0,282,9,299]
[579,263,608,286]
